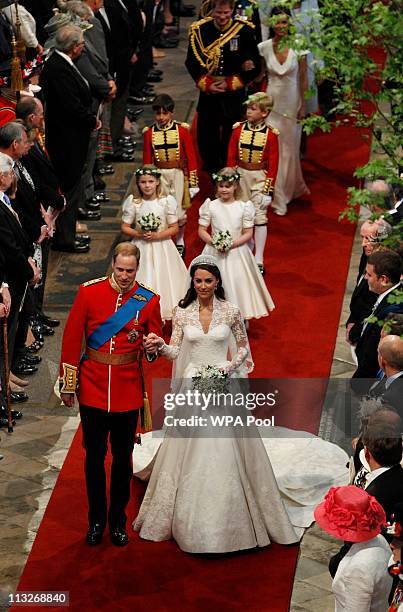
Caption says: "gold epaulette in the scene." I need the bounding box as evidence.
[180,122,190,129]
[189,15,213,30]
[82,276,107,287]
[138,281,157,295]
[235,15,255,28]
[267,124,280,136]
[232,120,245,129]
[143,125,150,134]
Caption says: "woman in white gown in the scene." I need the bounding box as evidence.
[258,8,310,216]
[121,165,188,320]
[133,255,349,553]
[198,168,275,320]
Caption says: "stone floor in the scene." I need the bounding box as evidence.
[0,16,369,612]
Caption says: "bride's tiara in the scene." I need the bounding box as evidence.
[189,254,219,269]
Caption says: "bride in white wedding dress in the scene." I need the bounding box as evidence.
[133,255,349,553]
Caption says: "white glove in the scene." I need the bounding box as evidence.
[189,187,200,199]
[262,195,272,207]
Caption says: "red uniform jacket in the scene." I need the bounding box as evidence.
[59,277,163,412]
[227,120,279,195]
[143,121,198,187]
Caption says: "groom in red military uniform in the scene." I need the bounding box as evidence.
[60,242,162,546]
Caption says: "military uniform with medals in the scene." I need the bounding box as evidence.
[185,15,260,173]
[143,119,199,224]
[227,119,279,224]
[59,274,162,532]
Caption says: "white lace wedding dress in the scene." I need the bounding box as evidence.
[132,299,349,553]
[258,39,310,215]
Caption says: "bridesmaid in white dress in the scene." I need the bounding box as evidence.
[134,255,300,553]
[258,8,310,215]
[198,168,275,320]
[121,165,188,320]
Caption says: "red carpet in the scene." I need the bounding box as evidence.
[14,121,370,611]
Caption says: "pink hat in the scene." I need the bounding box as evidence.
[314,485,386,543]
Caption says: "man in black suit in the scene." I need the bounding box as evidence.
[346,221,383,345]
[103,0,140,156]
[71,1,116,209]
[39,24,97,252]
[0,151,40,383]
[369,335,403,417]
[329,410,403,577]
[351,250,403,395]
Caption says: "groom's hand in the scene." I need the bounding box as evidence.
[143,333,161,353]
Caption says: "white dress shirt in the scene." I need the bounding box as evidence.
[333,535,392,611]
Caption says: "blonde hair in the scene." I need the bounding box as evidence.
[214,167,242,199]
[123,164,162,202]
[246,92,273,114]
[113,242,141,264]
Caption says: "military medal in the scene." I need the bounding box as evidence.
[230,36,239,51]
[128,311,140,343]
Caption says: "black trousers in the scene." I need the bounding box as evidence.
[80,405,138,529]
[197,90,245,173]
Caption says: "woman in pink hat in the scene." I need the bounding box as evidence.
[315,485,392,611]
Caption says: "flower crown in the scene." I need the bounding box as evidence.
[244,92,270,106]
[212,172,240,183]
[135,167,161,178]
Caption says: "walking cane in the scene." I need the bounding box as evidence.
[2,318,13,433]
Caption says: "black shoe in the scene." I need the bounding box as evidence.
[93,175,106,190]
[140,85,155,96]
[176,244,186,259]
[52,240,90,254]
[118,135,134,143]
[98,165,115,175]
[149,69,163,77]
[106,151,134,162]
[36,323,55,337]
[0,415,16,428]
[20,353,42,365]
[85,199,101,211]
[13,363,38,376]
[128,95,155,106]
[121,143,135,154]
[86,524,104,546]
[126,107,144,120]
[30,324,44,344]
[92,192,110,203]
[37,313,60,328]
[77,208,101,221]
[10,392,29,404]
[110,526,129,547]
[147,74,162,83]
[75,234,91,243]
[1,406,23,419]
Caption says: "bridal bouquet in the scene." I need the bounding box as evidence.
[138,212,161,232]
[212,230,233,253]
[192,365,228,394]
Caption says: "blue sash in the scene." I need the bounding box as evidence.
[87,285,154,350]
